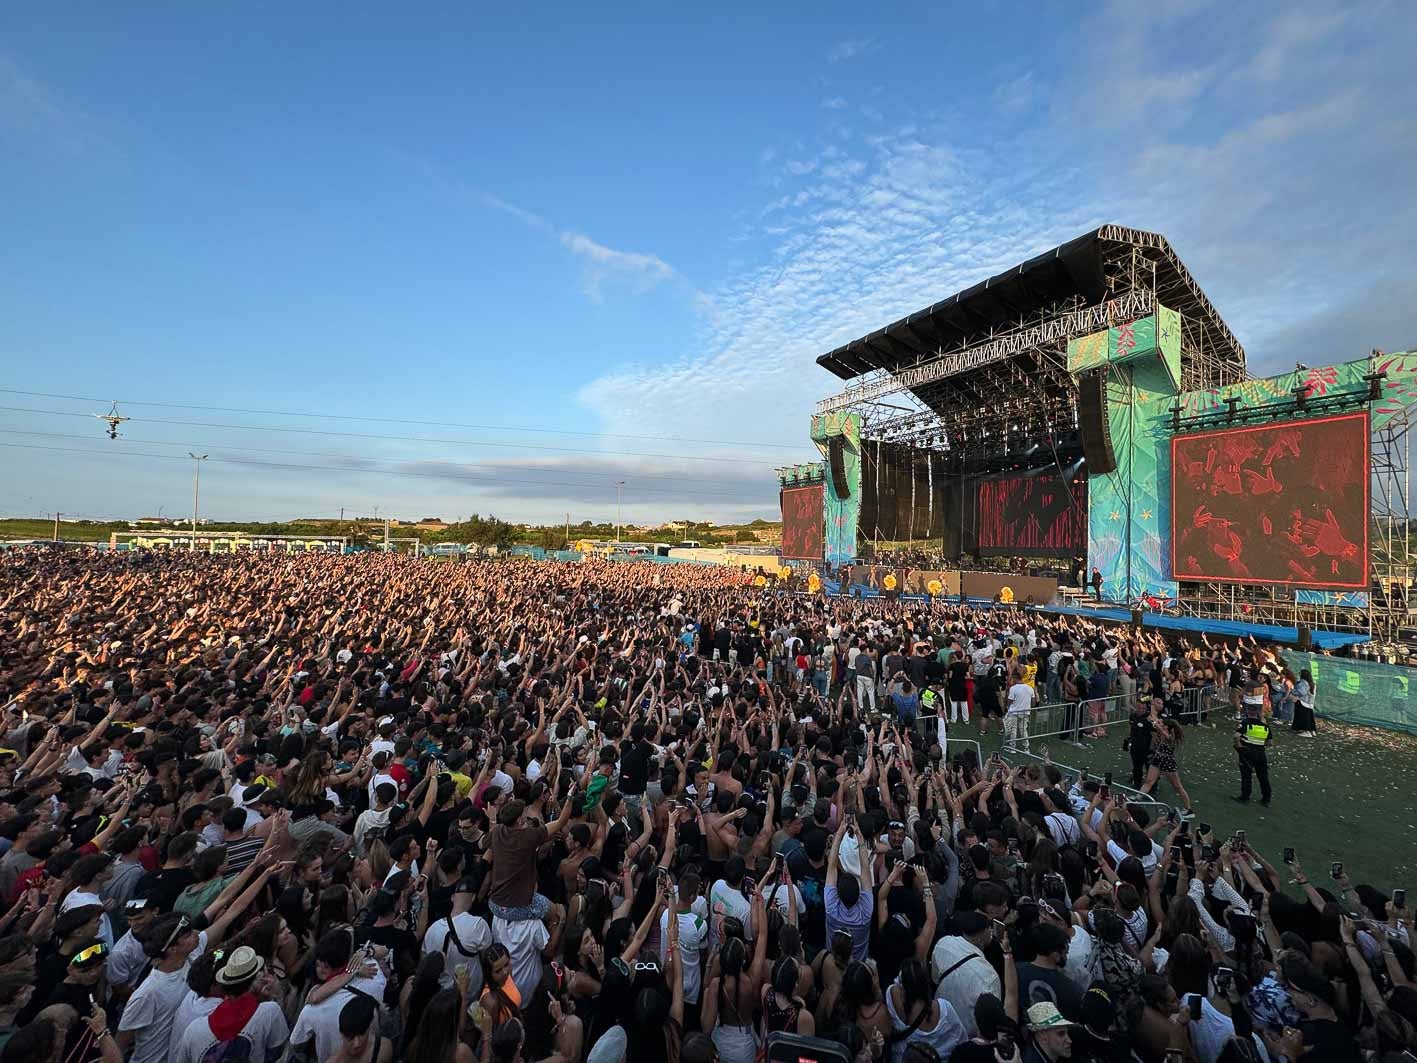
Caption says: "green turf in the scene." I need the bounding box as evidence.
[953,716,1417,898]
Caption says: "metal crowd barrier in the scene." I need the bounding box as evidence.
[912,713,984,770]
[1025,693,1131,744]
[1005,747,1180,823]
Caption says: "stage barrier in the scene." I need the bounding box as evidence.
[1006,748,1180,823]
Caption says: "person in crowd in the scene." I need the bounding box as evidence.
[0,547,1401,1063]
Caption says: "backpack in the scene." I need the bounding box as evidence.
[200,1035,253,1063]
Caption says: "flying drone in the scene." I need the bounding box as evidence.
[95,401,129,439]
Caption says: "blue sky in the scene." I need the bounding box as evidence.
[3,3,1416,527]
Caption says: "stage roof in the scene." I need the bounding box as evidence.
[816,224,1246,382]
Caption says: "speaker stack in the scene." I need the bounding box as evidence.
[1078,368,1117,475]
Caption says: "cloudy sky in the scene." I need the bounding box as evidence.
[3,3,1415,526]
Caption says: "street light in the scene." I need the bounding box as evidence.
[615,481,625,547]
[188,453,208,552]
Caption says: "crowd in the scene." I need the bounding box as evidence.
[0,547,1408,1063]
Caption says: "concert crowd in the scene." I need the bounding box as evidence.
[0,548,1409,1063]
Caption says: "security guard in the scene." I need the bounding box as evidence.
[1234,707,1273,806]
[920,678,941,719]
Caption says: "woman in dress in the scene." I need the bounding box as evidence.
[1139,713,1194,816]
[1291,668,1318,737]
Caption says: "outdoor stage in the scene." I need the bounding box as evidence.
[780,225,1417,649]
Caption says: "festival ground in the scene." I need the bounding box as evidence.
[962,716,1417,895]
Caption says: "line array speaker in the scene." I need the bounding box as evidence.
[828,436,851,498]
[1078,368,1117,475]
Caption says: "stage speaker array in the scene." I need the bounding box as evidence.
[828,436,851,498]
[1078,367,1117,475]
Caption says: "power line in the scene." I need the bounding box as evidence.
[0,387,808,451]
[0,405,791,466]
[0,441,779,503]
[0,426,764,493]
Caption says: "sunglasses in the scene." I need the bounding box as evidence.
[162,915,192,953]
[71,942,109,966]
[633,961,661,973]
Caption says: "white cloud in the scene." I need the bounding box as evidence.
[826,38,876,63]
[0,54,108,154]
[821,97,848,110]
[1246,9,1349,82]
[993,73,1036,115]
[559,231,676,301]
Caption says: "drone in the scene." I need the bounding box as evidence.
[95,401,129,440]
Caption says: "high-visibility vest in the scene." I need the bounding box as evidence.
[1242,721,1270,746]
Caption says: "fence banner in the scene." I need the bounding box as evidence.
[1281,651,1417,735]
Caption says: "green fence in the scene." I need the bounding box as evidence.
[1282,651,1417,735]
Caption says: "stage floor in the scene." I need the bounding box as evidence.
[821,580,1367,649]
[1030,602,1368,650]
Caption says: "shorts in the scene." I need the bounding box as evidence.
[976,689,1002,718]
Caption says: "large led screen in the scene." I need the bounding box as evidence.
[1171,412,1368,589]
[976,469,1086,558]
[780,484,824,560]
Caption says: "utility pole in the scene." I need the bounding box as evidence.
[339,506,344,522]
[565,512,570,549]
[53,512,60,542]
[384,518,390,552]
[188,453,208,552]
[615,481,625,546]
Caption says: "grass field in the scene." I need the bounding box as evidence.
[962,716,1417,898]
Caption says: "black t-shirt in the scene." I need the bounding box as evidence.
[424,805,457,848]
[358,922,420,995]
[618,740,652,796]
[1128,715,1155,749]
[948,660,969,698]
[1017,963,1084,1020]
[1300,1019,1361,1063]
[135,867,194,914]
[906,655,929,689]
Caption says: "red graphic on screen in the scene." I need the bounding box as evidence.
[780,484,824,560]
[1171,412,1368,589]
[977,471,1086,557]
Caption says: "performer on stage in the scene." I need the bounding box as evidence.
[1090,567,1104,600]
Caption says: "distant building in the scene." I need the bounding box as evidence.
[133,516,168,526]
[414,518,448,531]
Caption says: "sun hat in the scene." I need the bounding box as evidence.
[1025,1002,1074,1030]
[216,945,265,985]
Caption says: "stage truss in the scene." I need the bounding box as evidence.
[823,228,1245,462]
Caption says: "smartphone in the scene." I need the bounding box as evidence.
[1086,840,1099,859]
[1099,784,1111,800]
[992,918,1008,938]
[1104,771,1113,787]
[1283,847,1295,865]
[1007,838,1020,858]
[1395,889,1407,909]
[1331,861,1344,880]
[1236,829,1247,846]
[1187,994,1203,1023]
[1198,821,1212,837]
[1215,965,1235,993]
[1166,1050,1185,1063]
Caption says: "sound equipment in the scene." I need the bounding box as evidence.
[828,436,851,498]
[1079,368,1117,474]
[1297,624,1312,651]
[762,1033,852,1063]
[1131,608,1144,629]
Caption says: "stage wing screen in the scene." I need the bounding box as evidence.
[976,469,1086,557]
[1170,412,1369,589]
[780,484,825,560]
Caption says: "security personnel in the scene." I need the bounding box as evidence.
[1234,708,1273,806]
[920,679,942,733]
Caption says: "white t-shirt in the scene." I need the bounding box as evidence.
[492,914,550,1003]
[291,988,363,1063]
[1006,683,1034,715]
[175,999,289,1063]
[423,912,492,993]
[706,879,753,953]
[660,907,709,1004]
[106,928,147,987]
[118,932,209,1063]
[167,991,220,1058]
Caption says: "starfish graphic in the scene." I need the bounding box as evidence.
[1109,509,1122,521]
[1140,508,1153,520]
